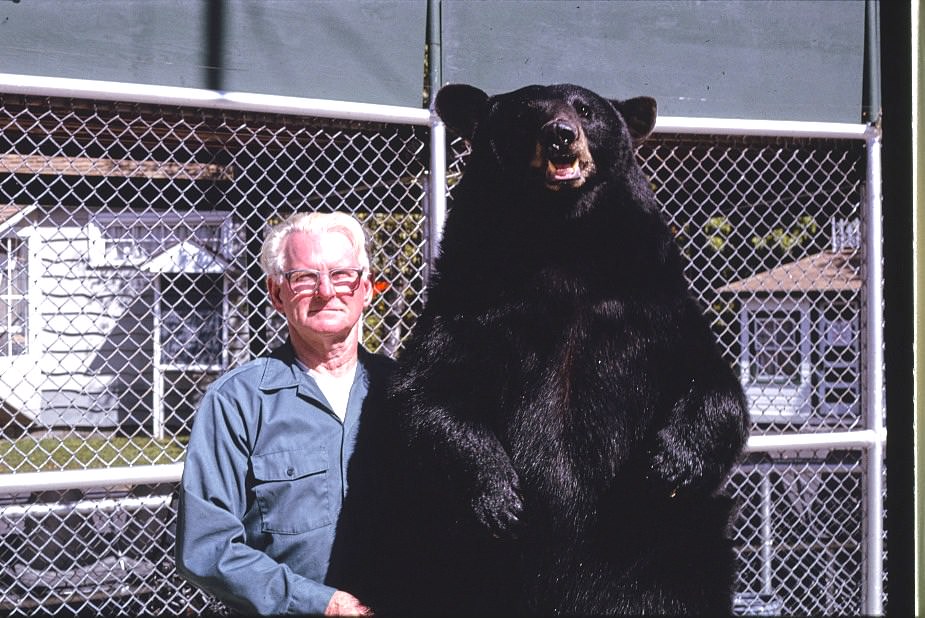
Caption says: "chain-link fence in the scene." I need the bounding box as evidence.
[0,82,884,616]
[0,87,432,615]
[635,130,884,615]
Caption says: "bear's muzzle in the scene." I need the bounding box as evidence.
[532,118,595,191]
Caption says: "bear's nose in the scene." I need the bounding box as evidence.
[540,119,578,152]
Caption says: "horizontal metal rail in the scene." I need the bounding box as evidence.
[745,430,886,453]
[0,464,184,494]
[0,73,432,126]
[0,493,171,517]
[655,115,870,139]
[0,429,884,494]
[0,73,873,140]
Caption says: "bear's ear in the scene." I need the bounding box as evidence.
[612,96,658,144]
[434,84,489,141]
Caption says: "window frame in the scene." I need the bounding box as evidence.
[738,297,814,423]
[86,211,237,268]
[0,230,33,358]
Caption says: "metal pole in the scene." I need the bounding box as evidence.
[864,0,881,124]
[864,124,885,615]
[152,287,164,440]
[427,0,442,101]
[760,474,773,596]
[426,0,446,278]
[0,464,185,494]
[428,120,447,279]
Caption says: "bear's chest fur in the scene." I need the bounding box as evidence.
[455,286,679,495]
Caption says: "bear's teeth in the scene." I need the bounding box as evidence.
[547,159,581,180]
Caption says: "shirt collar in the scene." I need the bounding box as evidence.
[257,339,369,396]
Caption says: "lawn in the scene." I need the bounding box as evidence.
[0,435,188,473]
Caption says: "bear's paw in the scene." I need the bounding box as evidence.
[469,467,526,540]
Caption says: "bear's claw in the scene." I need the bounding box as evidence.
[471,474,526,539]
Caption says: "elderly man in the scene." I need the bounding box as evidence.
[176,211,395,616]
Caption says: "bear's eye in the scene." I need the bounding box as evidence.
[575,102,592,119]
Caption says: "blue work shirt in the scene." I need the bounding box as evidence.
[175,342,395,616]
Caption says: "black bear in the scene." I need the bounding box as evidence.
[328,83,750,616]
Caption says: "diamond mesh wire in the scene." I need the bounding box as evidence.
[729,450,866,616]
[0,94,883,616]
[639,133,878,615]
[638,133,867,436]
[0,94,428,615]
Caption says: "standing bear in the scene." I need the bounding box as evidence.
[327,83,750,616]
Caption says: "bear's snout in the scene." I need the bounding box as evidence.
[532,117,594,191]
[540,119,579,153]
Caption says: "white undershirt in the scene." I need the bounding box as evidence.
[304,363,357,422]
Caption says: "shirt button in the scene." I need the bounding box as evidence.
[286,467,295,477]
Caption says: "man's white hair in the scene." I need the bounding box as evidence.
[260,211,370,278]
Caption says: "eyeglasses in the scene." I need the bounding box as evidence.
[281,267,365,295]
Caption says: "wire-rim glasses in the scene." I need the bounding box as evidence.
[281,267,365,295]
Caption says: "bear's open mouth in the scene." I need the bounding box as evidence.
[531,142,592,191]
[546,157,582,182]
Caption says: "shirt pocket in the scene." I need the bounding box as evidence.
[251,449,332,534]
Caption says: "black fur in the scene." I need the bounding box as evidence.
[329,83,749,616]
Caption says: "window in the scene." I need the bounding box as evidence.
[818,303,860,418]
[749,310,802,383]
[159,273,225,370]
[0,237,28,356]
[740,302,814,423]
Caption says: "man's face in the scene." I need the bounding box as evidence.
[268,229,372,341]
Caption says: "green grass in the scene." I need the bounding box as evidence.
[0,435,188,473]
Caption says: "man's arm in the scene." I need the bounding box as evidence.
[174,389,340,616]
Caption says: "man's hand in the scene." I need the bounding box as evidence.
[325,590,372,616]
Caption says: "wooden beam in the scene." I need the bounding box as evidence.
[0,154,233,181]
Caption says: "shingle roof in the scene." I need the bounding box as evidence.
[718,250,862,294]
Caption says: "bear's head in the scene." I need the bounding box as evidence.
[434,83,657,194]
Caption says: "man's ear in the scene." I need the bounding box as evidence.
[434,84,489,141]
[361,273,374,307]
[267,276,285,312]
[613,96,658,144]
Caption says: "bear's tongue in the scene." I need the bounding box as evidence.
[547,159,581,182]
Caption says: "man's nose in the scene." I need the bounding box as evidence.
[315,273,336,297]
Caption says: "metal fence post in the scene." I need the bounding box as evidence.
[427,116,447,278]
[864,123,885,615]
